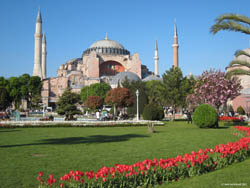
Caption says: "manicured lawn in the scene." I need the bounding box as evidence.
[0,122,239,187]
[157,158,250,188]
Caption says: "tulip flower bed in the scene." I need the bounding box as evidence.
[37,126,250,188]
[218,116,243,122]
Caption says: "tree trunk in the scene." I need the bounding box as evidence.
[173,105,176,120]
[114,105,116,118]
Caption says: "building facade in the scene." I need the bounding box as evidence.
[226,48,250,113]
[42,34,150,107]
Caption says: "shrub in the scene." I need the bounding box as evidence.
[193,104,218,128]
[237,106,245,115]
[228,105,234,113]
[143,103,164,120]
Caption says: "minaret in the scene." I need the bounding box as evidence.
[172,20,179,68]
[41,33,47,79]
[33,7,42,78]
[154,40,159,76]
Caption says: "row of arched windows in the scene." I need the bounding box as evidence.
[83,47,130,55]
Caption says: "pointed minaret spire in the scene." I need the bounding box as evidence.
[172,19,179,68]
[36,6,42,23]
[33,7,43,78]
[154,39,159,76]
[174,19,177,37]
[41,33,47,79]
[105,32,109,40]
[42,32,46,43]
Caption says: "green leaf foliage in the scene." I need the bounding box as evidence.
[237,106,245,115]
[56,88,81,120]
[80,83,111,102]
[0,77,11,110]
[0,74,42,110]
[210,14,250,35]
[122,79,148,117]
[193,104,218,128]
[162,67,194,114]
[145,80,164,104]
[143,103,164,120]
[0,87,11,111]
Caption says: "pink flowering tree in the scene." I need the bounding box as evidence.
[186,69,242,111]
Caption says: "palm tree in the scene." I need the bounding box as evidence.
[211,14,250,35]
[211,13,250,78]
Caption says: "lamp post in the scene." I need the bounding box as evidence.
[136,89,139,121]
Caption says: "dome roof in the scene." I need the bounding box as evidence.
[142,74,162,82]
[83,34,130,56]
[90,39,124,49]
[110,71,140,85]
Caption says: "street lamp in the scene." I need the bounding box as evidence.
[136,89,139,121]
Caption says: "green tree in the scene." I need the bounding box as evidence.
[145,80,164,104]
[8,76,22,109]
[0,87,11,111]
[162,67,191,119]
[80,83,111,102]
[56,88,81,120]
[237,106,245,115]
[0,74,42,110]
[30,94,42,109]
[211,14,250,35]
[211,14,250,77]
[28,76,42,108]
[19,74,30,102]
[122,79,149,117]
[0,77,11,111]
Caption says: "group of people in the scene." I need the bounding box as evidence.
[96,111,111,121]
[95,110,130,121]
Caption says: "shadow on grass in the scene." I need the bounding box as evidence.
[0,134,149,148]
[0,129,22,133]
[216,126,230,129]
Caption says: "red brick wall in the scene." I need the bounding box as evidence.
[100,61,125,76]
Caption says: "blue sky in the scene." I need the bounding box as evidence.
[1,0,250,78]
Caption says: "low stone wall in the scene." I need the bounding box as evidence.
[0,120,164,127]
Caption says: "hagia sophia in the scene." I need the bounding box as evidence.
[33,8,178,108]
[32,8,249,112]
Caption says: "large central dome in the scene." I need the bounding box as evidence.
[83,34,130,56]
[90,39,124,49]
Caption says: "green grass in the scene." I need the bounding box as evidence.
[157,158,250,188]
[0,122,240,187]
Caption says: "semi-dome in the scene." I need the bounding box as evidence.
[83,34,130,56]
[233,48,250,62]
[110,71,140,86]
[142,74,162,82]
[241,88,250,95]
